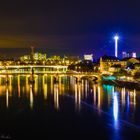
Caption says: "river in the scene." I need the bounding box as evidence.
[0,75,140,139]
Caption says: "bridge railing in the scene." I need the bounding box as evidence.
[0,70,67,74]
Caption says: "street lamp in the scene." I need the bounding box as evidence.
[114,35,119,58]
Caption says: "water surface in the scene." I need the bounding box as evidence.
[0,75,140,139]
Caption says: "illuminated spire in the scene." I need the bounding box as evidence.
[114,35,119,57]
[30,46,34,61]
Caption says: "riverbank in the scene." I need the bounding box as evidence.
[101,80,140,90]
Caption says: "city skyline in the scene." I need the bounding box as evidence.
[1,1,140,140]
[0,0,140,58]
[0,45,138,60]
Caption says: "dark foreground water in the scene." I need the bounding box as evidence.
[0,75,140,140]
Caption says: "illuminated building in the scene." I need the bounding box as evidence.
[109,64,121,73]
[122,52,130,58]
[63,55,80,65]
[84,54,93,61]
[121,57,139,67]
[48,55,61,61]
[33,53,46,61]
[99,56,140,72]
[122,52,137,58]
[100,55,121,74]
[120,57,140,75]
[46,55,62,65]
[132,52,137,58]
[20,55,30,62]
[20,52,46,64]
[47,55,80,66]
[2,58,15,66]
[134,63,140,71]
[20,46,46,63]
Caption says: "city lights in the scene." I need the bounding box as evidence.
[0,0,140,139]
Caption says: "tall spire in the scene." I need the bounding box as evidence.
[30,46,34,61]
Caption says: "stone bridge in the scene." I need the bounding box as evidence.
[0,65,100,83]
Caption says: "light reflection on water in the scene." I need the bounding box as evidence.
[113,92,119,129]
[29,84,34,109]
[6,84,9,108]
[74,83,81,111]
[54,83,59,110]
[0,75,139,128]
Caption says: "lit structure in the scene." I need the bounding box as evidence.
[84,54,93,61]
[20,55,30,61]
[122,52,129,58]
[20,52,46,63]
[63,55,80,65]
[34,52,46,61]
[132,52,136,58]
[100,55,121,74]
[114,35,119,58]
[31,46,35,61]
[122,52,137,58]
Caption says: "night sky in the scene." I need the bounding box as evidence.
[0,0,140,58]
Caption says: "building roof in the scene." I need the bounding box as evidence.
[101,55,119,61]
[121,57,139,61]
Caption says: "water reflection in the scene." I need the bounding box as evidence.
[6,84,9,108]
[134,89,136,109]
[58,76,62,95]
[43,76,48,100]
[18,75,20,98]
[75,83,81,111]
[9,76,12,95]
[34,75,38,95]
[93,84,96,105]
[113,92,119,129]
[0,75,139,128]
[85,80,88,99]
[126,92,130,118]
[92,84,102,113]
[29,84,34,109]
[50,76,54,94]
[54,83,59,110]
[97,85,101,109]
[121,87,125,109]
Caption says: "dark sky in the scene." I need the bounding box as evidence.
[0,0,140,58]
